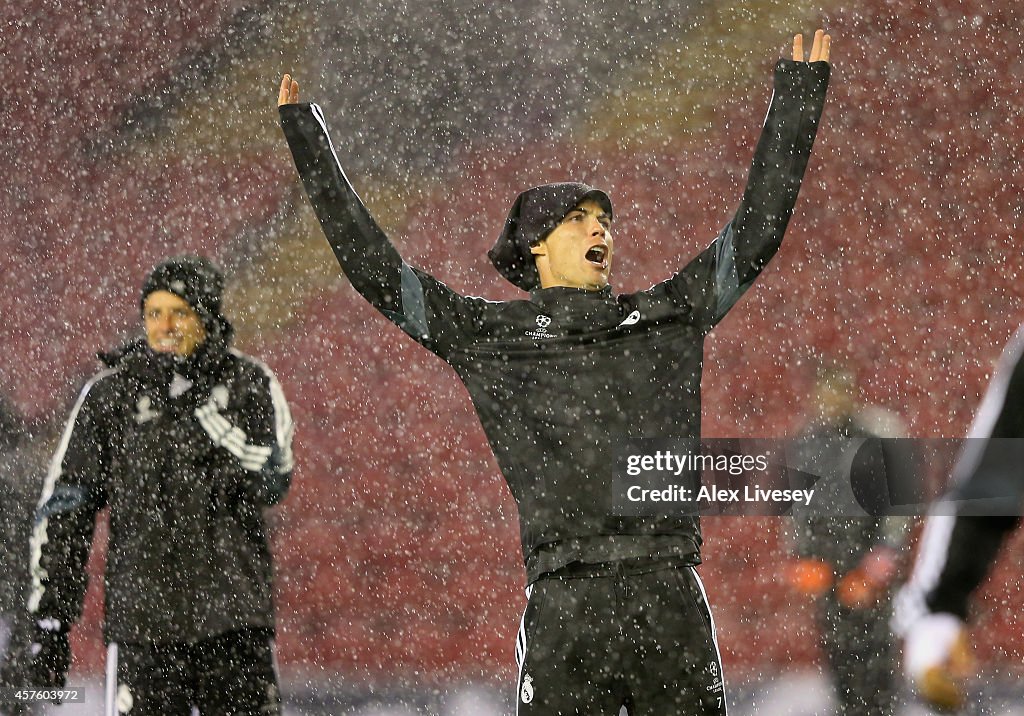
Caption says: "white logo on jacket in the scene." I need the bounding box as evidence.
[706,661,724,692]
[134,396,159,424]
[169,373,193,398]
[526,315,554,340]
[520,673,535,703]
[116,684,134,713]
[618,309,641,327]
[211,384,230,410]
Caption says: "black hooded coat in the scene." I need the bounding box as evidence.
[28,334,294,644]
[281,59,829,582]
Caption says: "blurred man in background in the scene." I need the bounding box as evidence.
[1,256,294,716]
[786,366,909,716]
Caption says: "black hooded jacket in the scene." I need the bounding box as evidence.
[281,59,829,582]
[28,337,294,644]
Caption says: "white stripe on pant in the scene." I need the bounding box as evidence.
[515,583,533,715]
[105,643,118,716]
[690,567,728,716]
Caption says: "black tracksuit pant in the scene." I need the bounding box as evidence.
[106,628,280,716]
[515,561,726,715]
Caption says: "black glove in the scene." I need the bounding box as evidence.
[23,618,70,689]
[194,396,272,472]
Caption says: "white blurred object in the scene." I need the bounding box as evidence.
[903,612,965,681]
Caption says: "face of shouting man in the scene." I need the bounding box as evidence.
[143,290,207,357]
[530,199,613,291]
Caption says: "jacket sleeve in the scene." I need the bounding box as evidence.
[924,514,1018,619]
[895,328,1024,627]
[27,377,111,626]
[193,360,295,506]
[922,328,1024,616]
[660,58,830,331]
[279,103,486,358]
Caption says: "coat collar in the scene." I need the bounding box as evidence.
[528,285,613,308]
[525,285,616,323]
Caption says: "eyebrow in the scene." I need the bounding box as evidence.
[568,206,612,221]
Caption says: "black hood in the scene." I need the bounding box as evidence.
[488,182,613,291]
[140,255,234,341]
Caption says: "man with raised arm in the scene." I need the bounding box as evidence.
[279,32,830,715]
[894,327,1024,712]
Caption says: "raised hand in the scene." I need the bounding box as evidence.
[278,74,299,107]
[793,29,831,64]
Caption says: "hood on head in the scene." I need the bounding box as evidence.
[488,182,613,291]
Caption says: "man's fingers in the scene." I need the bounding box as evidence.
[278,74,299,106]
[808,30,831,63]
[809,29,823,62]
[793,30,831,63]
[278,74,291,106]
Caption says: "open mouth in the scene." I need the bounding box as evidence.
[585,244,608,268]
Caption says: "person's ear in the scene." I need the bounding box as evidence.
[530,241,547,256]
